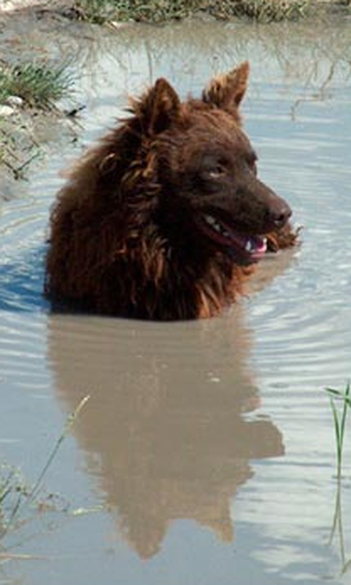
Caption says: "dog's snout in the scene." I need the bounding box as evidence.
[247,176,292,232]
[270,203,292,229]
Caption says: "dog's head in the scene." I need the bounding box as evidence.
[125,63,292,265]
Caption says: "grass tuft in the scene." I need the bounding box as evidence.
[0,61,76,179]
[0,61,74,111]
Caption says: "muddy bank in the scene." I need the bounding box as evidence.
[0,3,83,193]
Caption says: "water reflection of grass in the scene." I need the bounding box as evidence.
[329,480,351,578]
[73,0,310,24]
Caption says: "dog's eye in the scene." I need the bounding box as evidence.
[247,153,258,175]
[250,160,257,175]
[207,163,226,180]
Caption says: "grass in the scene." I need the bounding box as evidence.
[326,383,351,577]
[0,396,89,541]
[73,0,202,23]
[326,382,350,479]
[0,60,75,179]
[72,0,310,24]
[0,61,74,111]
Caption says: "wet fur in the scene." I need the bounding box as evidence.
[45,63,297,320]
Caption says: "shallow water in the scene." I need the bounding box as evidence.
[1,13,351,585]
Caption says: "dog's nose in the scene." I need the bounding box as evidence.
[270,203,292,229]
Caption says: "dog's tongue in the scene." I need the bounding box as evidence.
[202,214,267,257]
[227,231,267,256]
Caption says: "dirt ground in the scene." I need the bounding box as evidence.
[0,0,81,191]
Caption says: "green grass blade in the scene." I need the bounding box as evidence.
[326,387,343,397]
[326,382,351,478]
[29,395,90,502]
[329,397,342,472]
[339,384,350,451]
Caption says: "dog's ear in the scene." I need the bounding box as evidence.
[135,78,182,135]
[203,61,250,110]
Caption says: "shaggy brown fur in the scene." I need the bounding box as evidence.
[45,62,297,320]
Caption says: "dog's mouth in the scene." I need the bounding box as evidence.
[198,212,267,260]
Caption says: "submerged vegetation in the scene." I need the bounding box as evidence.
[72,0,311,24]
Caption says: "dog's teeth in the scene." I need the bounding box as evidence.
[245,240,253,252]
[204,215,216,225]
[204,214,228,236]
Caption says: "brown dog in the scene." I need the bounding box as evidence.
[45,62,296,320]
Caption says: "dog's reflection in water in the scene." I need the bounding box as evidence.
[47,257,291,560]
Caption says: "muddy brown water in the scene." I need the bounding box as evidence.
[1,11,351,585]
